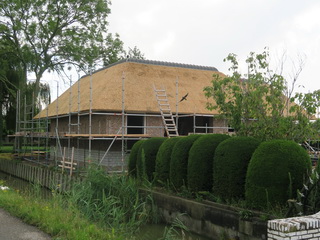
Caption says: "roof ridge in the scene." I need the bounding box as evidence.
[81,58,218,79]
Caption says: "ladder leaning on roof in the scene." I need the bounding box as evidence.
[153,84,179,138]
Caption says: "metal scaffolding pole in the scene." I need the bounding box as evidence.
[45,105,49,164]
[175,77,179,133]
[31,92,34,154]
[88,70,93,159]
[77,78,81,167]
[121,71,125,172]
[68,78,72,160]
[14,90,20,154]
[55,81,59,164]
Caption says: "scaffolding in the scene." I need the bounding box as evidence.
[13,70,230,174]
[13,90,50,166]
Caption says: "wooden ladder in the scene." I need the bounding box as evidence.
[153,85,179,138]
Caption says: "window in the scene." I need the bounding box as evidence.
[127,116,144,134]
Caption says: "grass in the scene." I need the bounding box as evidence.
[0,180,123,240]
[0,165,160,240]
[69,165,158,237]
[0,145,46,153]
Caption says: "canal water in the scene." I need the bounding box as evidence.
[0,171,211,240]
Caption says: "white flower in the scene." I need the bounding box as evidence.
[303,184,309,191]
[296,202,303,206]
[0,186,9,190]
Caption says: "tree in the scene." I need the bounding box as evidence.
[127,46,145,59]
[0,0,127,100]
[204,49,320,142]
[0,38,25,144]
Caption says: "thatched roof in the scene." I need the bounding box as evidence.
[36,59,223,118]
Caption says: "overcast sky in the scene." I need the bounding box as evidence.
[49,0,320,99]
[107,0,320,93]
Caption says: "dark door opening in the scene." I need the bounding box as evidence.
[127,116,144,134]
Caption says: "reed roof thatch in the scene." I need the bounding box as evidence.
[36,59,223,118]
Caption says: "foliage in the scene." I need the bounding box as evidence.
[70,165,156,236]
[0,38,24,142]
[287,162,320,217]
[0,0,132,99]
[128,140,145,178]
[213,136,261,201]
[127,46,145,59]
[154,137,181,186]
[0,181,122,239]
[187,134,230,192]
[136,137,166,181]
[204,49,320,142]
[245,140,311,209]
[169,135,201,190]
[159,215,188,240]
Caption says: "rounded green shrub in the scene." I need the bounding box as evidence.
[213,136,261,201]
[245,140,311,209]
[128,140,145,177]
[188,134,230,192]
[136,137,166,181]
[154,137,181,185]
[170,135,201,190]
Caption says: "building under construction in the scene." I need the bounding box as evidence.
[14,59,231,172]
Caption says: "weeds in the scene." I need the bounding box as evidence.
[160,215,189,240]
[69,164,157,236]
[0,181,121,240]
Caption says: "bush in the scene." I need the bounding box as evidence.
[170,135,201,190]
[245,140,311,209]
[188,134,230,192]
[136,137,166,181]
[128,140,145,177]
[213,136,261,201]
[154,137,181,185]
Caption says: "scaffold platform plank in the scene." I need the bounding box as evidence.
[64,133,150,138]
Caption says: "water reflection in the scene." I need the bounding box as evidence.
[0,171,52,199]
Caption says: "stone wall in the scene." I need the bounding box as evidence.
[268,212,320,240]
[147,190,267,240]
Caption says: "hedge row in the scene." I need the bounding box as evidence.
[155,137,182,185]
[213,136,261,200]
[170,134,201,189]
[245,140,311,208]
[128,136,311,209]
[187,134,230,192]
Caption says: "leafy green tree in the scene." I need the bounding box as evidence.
[0,0,128,100]
[0,38,25,144]
[204,49,320,142]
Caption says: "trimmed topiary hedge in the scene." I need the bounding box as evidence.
[170,135,201,190]
[245,140,311,209]
[136,137,166,181]
[188,134,230,192]
[213,136,261,201]
[128,140,145,177]
[154,137,181,185]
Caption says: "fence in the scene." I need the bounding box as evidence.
[0,159,81,192]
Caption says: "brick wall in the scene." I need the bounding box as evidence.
[268,212,320,239]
